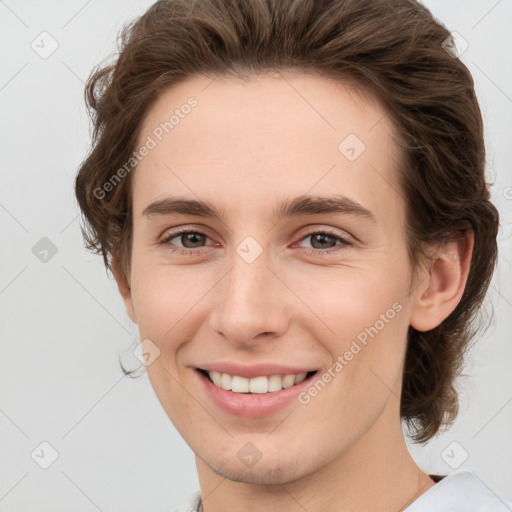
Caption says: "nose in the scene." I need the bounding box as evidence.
[207,248,289,347]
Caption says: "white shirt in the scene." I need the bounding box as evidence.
[170,471,512,511]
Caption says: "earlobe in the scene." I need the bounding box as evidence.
[409,230,474,332]
[111,255,137,324]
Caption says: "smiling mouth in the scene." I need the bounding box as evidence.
[198,369,318,394]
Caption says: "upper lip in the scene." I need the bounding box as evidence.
[197,363,317,379]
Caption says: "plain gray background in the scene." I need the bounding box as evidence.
[0,0,511,510]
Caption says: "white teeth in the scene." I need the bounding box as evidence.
[210,371,222,387]
[282,374,296,388]
[268,375,282,392]
[220,373,232,391]
[231,376,249,393]
[207,371,311,394]
[294,372,307,384]
[249,376,268,394]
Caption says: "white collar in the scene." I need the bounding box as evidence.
[404,470,512,511]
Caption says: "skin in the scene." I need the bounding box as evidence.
[113,71,474,511]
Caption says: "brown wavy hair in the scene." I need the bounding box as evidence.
[75,0,499,443]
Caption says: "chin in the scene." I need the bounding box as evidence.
[199,450,314,485]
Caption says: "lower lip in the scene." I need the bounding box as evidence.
[196,370,316,418]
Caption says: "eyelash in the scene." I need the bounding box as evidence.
[159,228,353,257]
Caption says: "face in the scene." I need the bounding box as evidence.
[122,71,419,484]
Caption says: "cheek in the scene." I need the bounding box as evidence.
[287,259,409,339]
[129,255,216,353]
[287,260,411,398]
[295,296,409,448]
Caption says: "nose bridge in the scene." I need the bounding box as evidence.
[209,238,288,343]
[230,254,267,303]
[226,245,276,318]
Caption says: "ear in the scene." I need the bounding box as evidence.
[409,229,474,332]
[111,254,137,324]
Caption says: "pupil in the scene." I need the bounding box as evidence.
[182,233,202,247]
[184,233,204,248]
[312,233,333,249]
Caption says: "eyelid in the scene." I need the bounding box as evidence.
[293,227,354,255]
[297,225,353,243]
[159,228,217,248]
[159,224,353,243]
[159,224,217,243]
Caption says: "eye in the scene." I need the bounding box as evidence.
[160,227,353,257]
[296,229,353,256]
[160,229,215,255]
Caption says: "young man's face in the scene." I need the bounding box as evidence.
[120,72,424,484]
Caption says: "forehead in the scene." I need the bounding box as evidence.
[133,72,403,226]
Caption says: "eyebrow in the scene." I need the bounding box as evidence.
[142,194,377,224]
